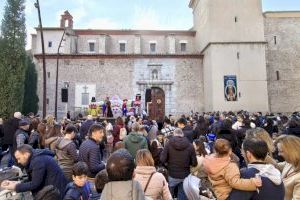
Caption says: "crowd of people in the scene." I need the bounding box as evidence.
[0,110,300,200]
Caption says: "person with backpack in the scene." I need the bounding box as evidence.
[55,125,79,181]
[112,117,127,146]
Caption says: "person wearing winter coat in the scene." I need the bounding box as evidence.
[134,149,172,200]
[276,135,300,200]
[28,118,40,149]
[12,119,30,155]
[45,124,63,151]
[64,162,93,200]
[203,139,262,200]
[101,149,145,200]
[79,124,106,178]
[1,144,69,199]
[229,138,285,200]
[55,125,79,181]
[79,115,94,140]
[112,117,125,145]
[177,117,195,143]
[160,128,198,199]
[124,122,148,158]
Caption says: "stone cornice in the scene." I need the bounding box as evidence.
[200,41,267,54]
[33,53,203,59]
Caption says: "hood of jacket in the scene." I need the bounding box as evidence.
[248,163,282,185]
[57,138,73,149]
[169,136,190,151]
[135,166,156,175]
[203,154,231,175]
[26,149,55,169]
[128,132,145,143]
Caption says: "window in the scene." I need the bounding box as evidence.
[152,69,158,80]
[150,43,156,53]
[47,72,50,78]
[235,16,238,23]
[274,36,277,45]
[89,42,95,52]
[237,52,240,59]
[180,43,187,52]
[120,43,126,52]
[81,93,89,106]
[276,71,280,80]
[48,41,52,48]
[46,98,49,105]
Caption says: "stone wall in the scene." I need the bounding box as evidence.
[264,15,300,112]
[34,57,203,119]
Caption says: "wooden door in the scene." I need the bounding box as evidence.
[148,87,165,122]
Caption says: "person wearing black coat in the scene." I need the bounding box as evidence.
[79,124,106,178]
[79,116,95,140]
[1,144,69,199]
[177,117,196,143]
[160,128,197,199]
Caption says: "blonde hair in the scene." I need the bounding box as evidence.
[46,115,55,127]
[135,149,154,167]
[276,135,300,170]
[245,128,275,154]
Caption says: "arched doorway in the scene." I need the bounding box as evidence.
[147,87,165,122]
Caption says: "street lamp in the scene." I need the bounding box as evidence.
[54,29,67,120]
[34,0,47,119]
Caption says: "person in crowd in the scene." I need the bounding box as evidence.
[79,115,94,140]
[177,117,195,143]
[1,144,68,199]
[148,120,158,141]
[12,119,30,155]
[245,127,277,166]
[124,122,148,158]
[160,128,197,200]
[134,149,172,200]
[46,115,56,132]
[190,139,208,179]
[276,135,300,200]
[79,124,105,179]
[55,125,79,181]
[229,138,284,200]
[101,149,145,200]
[203,139,262,200]
[45,124,63,151]
[150,139,164,167]
[232,114,245,131]
[161,118,175,142]
[194,116,210,138]
[35,185,61,200]
[284,118,300,137]
[263,117,278,137]
[94,169,109,198]
[2,112,22,166]
[209,114,222,134]
[112,116,126,145]
[28,118,40,149]
[37,122,47,149]
[64,162,92,200]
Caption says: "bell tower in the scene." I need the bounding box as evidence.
[60,10,73,29]
[189,0,269,112]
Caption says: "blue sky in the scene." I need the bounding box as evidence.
[0,0,300,49]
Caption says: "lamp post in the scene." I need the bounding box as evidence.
[54,29,67,120]
[34,0,47,119]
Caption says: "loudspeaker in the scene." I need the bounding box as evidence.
[61,88,68,102]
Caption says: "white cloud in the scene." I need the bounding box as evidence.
[81,18,119,29]
[25,0,35,16]
[132,6,163,30]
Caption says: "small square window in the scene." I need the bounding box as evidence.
[180,43,187,52]
[47,72,50,78]
[150,43,156,53]
[48,41,52,48]
[46,98,49,105]
[120,43,126,52]
[89,43,95,52]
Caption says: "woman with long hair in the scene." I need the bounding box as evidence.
[276,135,300,200]
[134,149,172,200]
[45,124,63,151]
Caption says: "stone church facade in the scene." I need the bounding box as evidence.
[31,0,300,119]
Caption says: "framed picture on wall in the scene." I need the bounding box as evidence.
[224,75,237,101]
